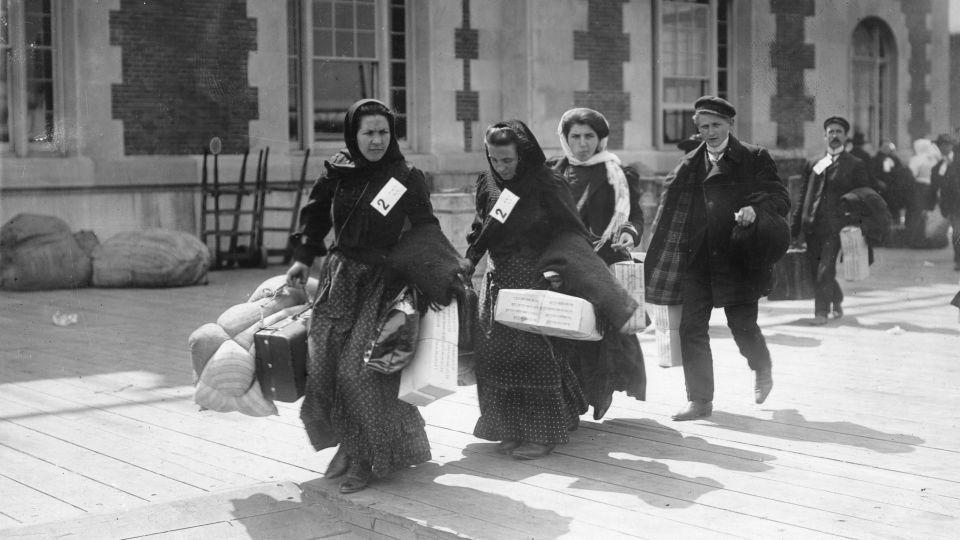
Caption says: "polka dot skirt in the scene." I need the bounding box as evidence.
[300,253,431,478]
[473,252,587,445]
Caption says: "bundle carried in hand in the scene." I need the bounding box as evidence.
[188,275,317,417]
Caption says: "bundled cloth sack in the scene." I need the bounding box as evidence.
[0,213,93,291]
[839,186,891,265]
[92,229,210,288]
[188,275,318,417]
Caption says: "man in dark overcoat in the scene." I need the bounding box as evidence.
[792,117,869,325]
[929,133,960,271]
[645,96,790,421]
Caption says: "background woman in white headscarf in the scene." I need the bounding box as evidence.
[546,108,647,420]
[907,138,943,247]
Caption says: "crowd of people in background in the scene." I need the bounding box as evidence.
[846,130,960,269]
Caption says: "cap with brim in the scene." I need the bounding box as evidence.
[823,116,850,132]
[694,96,735,119]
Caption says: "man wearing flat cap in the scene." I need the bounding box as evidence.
[646,96,790,421]
[792,116,870,325]
[929,133,960,270]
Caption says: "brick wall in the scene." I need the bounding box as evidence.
[573,0,630,149]
[110,0,259,155]
[901,0,933,141]
[769,0,815,149]
[455,0,479,152]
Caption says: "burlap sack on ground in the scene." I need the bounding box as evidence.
[0,213,71,248]
[0,214,92,291]
[92,229,210,287]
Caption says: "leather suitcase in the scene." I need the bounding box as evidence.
[254,310,310,402]
[768,248,815,301]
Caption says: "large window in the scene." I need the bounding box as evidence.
[1,0,57,155]
[655,0,730,146]
[851,18,896,147]
[288,0,408,146]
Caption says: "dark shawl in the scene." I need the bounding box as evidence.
[465,120,588,264]
[292,99,463,305]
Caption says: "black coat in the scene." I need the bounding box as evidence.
[930,158,960,217]
[794,151,870,237]
[645,135,790,307]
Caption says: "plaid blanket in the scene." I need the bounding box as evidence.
[645,166,695,305]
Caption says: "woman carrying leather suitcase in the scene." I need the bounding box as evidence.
[285,99,467,494]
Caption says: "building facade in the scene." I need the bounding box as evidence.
[0,0,951,249]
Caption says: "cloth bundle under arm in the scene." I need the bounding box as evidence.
[537,229,639,330]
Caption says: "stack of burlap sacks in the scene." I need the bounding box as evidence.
[188,276,318,417]
[0,214,209,290]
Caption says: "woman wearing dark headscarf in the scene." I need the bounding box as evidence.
[546,108,647,419]
[465,120,593,460]
[286,99,465,493]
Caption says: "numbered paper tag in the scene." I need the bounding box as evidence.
[371,177,407,216]
[490,189,520,224]
[812,155,833,176]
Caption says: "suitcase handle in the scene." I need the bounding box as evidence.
[257,283,316,328]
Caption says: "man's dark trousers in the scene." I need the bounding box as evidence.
[804,231,843,316]
[678,245,772,402]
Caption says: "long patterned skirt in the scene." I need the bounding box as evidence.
[473,251,587,445]
[300,252,431,478]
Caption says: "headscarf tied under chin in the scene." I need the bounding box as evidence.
[484,119,548,192]
[558,108,630,251]
[329,98,407,176]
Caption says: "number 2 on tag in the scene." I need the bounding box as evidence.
[370,177,407,216]
[491,189,519,224]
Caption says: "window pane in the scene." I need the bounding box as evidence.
[334,29,354,57]
[334,2,353,29]
[313,0,332,27]
[315,29,333,56]
[27,82,52,142]
[391,34,404,60]
[356,30,375,58]
[391,6,404,31]
[391,61,405,88]
[356,3,374,30]
[663,109,696,144]
[313,60,377,140]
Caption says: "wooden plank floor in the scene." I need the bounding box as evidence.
[1,246,958,539]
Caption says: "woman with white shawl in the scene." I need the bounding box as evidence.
[546,107,647,420]
[907,138,944,248]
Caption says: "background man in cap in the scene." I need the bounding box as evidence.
[645,96,790,421]
[792,116,869,325]
[929,133,960,270]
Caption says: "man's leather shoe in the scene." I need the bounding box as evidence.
[324,446,350,479]
[671,401,712,421]
[755,368,773,404]
[829,305,843,320]
[511,442,555,460]
[496,440,521,455]
[807,315,828,326]
[339,461,372,494]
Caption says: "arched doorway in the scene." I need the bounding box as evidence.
[851,18,897,147]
